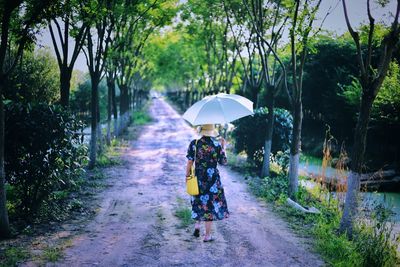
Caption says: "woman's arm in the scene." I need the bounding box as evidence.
[218,138,228,165]
[186,160,194,178]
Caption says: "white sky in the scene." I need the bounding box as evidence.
[36,0,398,73]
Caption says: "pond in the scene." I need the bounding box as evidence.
[301,180,400,222]
[362,192,400,222]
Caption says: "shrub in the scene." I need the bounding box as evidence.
[4,102,87,222]
[232,107,292,170]
[251,175,288,202]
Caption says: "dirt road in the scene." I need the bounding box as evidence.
[56,98,324,267]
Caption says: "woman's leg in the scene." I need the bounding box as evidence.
[205,221,212,237]
[193,220,201,237]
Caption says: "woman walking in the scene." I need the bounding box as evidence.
[185,124,229,242]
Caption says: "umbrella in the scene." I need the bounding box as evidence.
[182,93,254,126]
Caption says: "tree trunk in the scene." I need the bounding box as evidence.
[106,79,112,146]
[132,89,137,111]
[119,84,129,115]
[261,95,275,178]
[185,90,190,109]
[60,67,72,108]
[111,82,118,136]
[96,93,102,154]
[288,100,303,199]
[88,78,99,169]
[339,93,374,236]
[0,80,10,238]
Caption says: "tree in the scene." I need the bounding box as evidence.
[105,0,177,139]
[82,0,114,169]
[5,48,60,104]
[0,0,55,238]
[339,0,400,236]
[47,0,88,107]
[180,0,239,104]
[240,0,288,178]
[286,0,323,199]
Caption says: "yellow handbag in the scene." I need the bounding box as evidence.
[186,140,199,196]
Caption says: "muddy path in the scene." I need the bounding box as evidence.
[53,98,324,267]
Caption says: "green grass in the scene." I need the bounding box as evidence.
[174,207,193,228]
[42,246,62,262]
[132,111,152,125]
[174,197,193,228]
[0,247,29,267]
[96,153,121,167]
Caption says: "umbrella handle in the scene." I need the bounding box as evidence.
[222,123,228,139]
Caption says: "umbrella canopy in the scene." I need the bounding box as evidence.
[182,93,254,126]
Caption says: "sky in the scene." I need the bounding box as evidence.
[36,0,398,73]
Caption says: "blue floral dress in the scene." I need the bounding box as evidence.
[186,136,229,221]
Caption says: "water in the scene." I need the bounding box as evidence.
[362,192,400,222]
[301,180,400,222]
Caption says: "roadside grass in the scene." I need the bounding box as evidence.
[174,197,193,228]
[132,110,152,125]
[42,246,62,262]
[0,247,29,267]
[247,174,399,266]
[95,139,125,168]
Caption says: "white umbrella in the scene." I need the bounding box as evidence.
[182,93,254,126]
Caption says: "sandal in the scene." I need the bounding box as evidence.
[193,228,200,238]
[203,235,214,242]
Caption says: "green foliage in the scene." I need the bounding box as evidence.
[0,247,29,267]
[42,247,62,262]
[144,30,204,90]
[313,217,362,267]
[354,204,399,267]
[96,152,121,168]
[132,111,152,125]
[232,107,292,169]
[340,61,400,169]
[70,77,108,124]
[4,48,60,104]
[4,102,87,222]
[253,175,289,202]
[174,207,193,228]
[301,35,358,157]
[372,61,400,125]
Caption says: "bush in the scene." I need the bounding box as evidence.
[256,175,289,202]
[232,107,292,169]
[4,102,87,222]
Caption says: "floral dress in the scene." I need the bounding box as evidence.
[186,136,229,221]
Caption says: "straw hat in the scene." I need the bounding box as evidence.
[198,124,218,137]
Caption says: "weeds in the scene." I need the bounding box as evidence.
[132,111,152,125]
[174,197,193,228]
[175,208,192,228]
[0,247,29,267]
[42,246,62,262]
